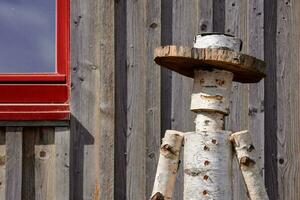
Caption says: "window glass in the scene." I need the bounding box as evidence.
[0,0,56,73]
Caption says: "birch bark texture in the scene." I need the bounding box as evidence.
[151,130,184,200]
[230,130,269,200]
[184,69,234,200]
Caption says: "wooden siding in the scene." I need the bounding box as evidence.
[0,0,299,199]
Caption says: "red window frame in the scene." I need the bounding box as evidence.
[0,0,70,121]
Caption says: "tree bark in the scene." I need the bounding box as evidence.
[230,130,269,200]
[184,69,234,200]
[151,130,184,200]
[184,130,232,199]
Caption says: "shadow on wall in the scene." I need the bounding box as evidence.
[69,115,94,200]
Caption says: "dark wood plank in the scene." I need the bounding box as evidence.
[161,0,173,138]
[115,0,127,199]
[264,0,278,198]
[0,128,5,200]
[70,0,115,199]
[22,128,36,200]
[213,0,225,32]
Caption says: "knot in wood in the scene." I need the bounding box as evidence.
[0,155,5,166]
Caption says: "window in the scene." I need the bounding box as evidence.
[0,0,70,120]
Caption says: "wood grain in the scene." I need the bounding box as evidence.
[0,128,5,200]
[34,127,55,200]
[55,127,70,200]
[22,128,36,200]
[71,0,115,199]
[6,127,22,200]
[161,0,173,138]
[276,0,300,199]
[154,45,266,83]
[145,0,161,198]
[126,0,161,199]
[115,0,127,199]
[264,0,278,198]
[247,0,265,189]
[172,1,199,199]
[126,0,147,199]
[225,0,250,199]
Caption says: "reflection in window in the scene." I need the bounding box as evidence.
[0,0,56,73]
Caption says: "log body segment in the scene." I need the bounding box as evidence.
[184,130,232,200]
[184,69,234,200]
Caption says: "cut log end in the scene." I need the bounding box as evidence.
[151,192,165,200]
[240,156,256,167]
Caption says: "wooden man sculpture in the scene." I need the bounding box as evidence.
[151,33,268,200]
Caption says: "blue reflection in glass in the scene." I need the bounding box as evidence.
[0,0,56,73]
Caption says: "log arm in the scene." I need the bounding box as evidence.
[151,130,184,200]
[230,130,269,200]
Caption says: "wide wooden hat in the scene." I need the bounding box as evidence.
[154,45,266,83]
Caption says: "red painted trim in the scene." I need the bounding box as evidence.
[0,104,69,120]
[0,112,70,120]
[0,84,68,103]
[0,0,70,121]
[0,74,66,82]
[57,0,70,81]
[0,104,69,112]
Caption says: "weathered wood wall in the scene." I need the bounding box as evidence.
[0,0,299,199]
[115,0,299,199]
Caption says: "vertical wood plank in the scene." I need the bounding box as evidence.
[264,0,278,198]
[213,0,225,33]
[161,0,173,137]
[55,127,70,200]
[126,0,161,199]
[22,128,36,200]
[34,127,55,200]
[71,0,115,199]
[276,0,300,199]
[247,0,265,180]
[0,128,5,200]
[6,127,22,200]
[115,0,127,199]
[126,1,147,198]
[199,0,213,33]
[145,0,161,198]
[98,1,115,199]
[172,1,214,199]
[225,0,249,199]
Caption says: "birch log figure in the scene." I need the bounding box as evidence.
[230,130,269,200]
[153,36,266,199]
[184,69,234,200]
[151,130,184,200]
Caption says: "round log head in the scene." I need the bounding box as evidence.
[154,45,266,83]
